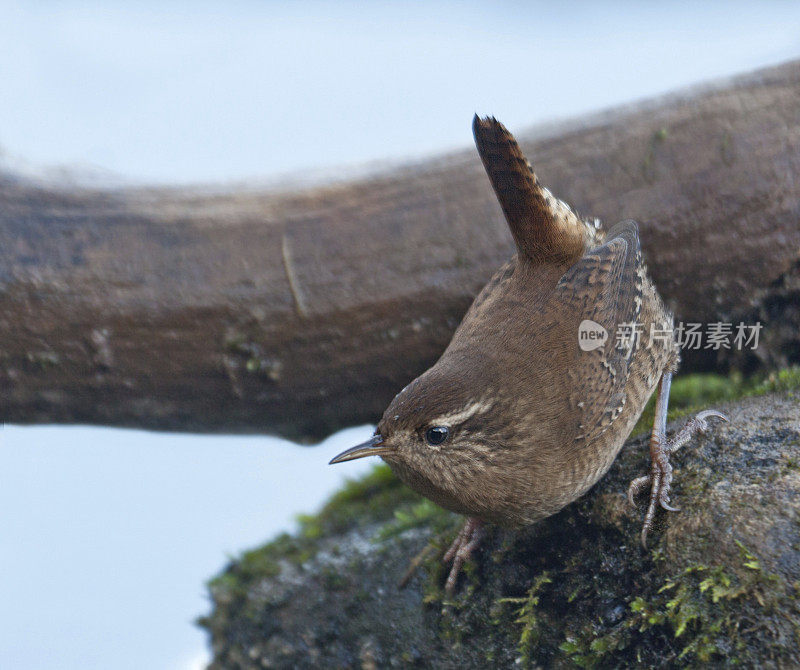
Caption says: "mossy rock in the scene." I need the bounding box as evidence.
[201,387,800,669]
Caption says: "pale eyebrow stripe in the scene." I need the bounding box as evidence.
[430,400,494,427]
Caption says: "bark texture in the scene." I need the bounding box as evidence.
[1,60,799,440]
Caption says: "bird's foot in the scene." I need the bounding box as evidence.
[628,409,728,548]
[443,517,484,594]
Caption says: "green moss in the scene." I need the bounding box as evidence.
[375,498,455,542]
[302,464,422,537]
[555,541,795,668]
[207,465,424,605]
[626,544,783,663]
[498,572,554,664]
[206,532,316,605]
[237,546,283,578]
[756,366,800,395]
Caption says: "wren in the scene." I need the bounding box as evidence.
[330,116,727,592]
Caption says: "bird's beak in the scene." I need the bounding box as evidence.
[329,434,393,464]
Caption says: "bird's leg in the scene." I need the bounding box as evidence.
[627,372,728,548]
[442,516,484,593]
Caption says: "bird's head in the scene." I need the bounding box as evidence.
[329,364,504,482]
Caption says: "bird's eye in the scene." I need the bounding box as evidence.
[425,426,449,446]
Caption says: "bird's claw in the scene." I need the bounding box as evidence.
[628,409,727,548]
[627,475,650,507]
[443,517,483,594]
[692,409,729,434]
[660,499,680,513]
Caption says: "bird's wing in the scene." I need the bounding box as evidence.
[554,220,644,445]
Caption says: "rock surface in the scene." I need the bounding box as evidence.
[201,390,800,668]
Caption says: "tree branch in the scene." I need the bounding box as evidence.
[2,60,799,440]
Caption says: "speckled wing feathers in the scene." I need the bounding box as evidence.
[556,220,644,444]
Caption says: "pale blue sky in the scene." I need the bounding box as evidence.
[0,424,376,670]
[1,2,799,670]
[1,1,799,184]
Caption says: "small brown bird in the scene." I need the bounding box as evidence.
[331,116,727,592]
